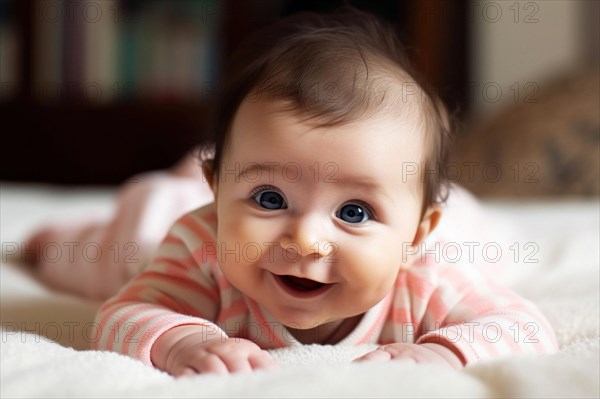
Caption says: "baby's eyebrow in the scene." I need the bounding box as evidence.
[334,176,394,203]
[235,162,282,182]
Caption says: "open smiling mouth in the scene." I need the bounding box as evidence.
[273,274,333,298]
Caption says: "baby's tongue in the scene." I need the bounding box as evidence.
[285,276,323,291]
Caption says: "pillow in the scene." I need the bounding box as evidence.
[453,68,599,198]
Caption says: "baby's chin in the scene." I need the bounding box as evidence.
[269,310,348,332]
[276,312,361,331]
[279,319,330,331]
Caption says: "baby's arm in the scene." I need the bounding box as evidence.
[418,274,558,365]
[92,208,277,376]
[357,263,558,367]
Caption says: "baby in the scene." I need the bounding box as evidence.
[90,8,557,376]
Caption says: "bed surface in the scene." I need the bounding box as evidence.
[1,182,599,398]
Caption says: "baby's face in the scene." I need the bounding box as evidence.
[211,98,436,330]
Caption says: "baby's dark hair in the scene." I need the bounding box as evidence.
[201,6,453,216]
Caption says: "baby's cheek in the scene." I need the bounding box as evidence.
[215,217,251,270]
[362,268,397,300]
[340,272,394,316]
[218,208,257,246]
[343,251,398,304]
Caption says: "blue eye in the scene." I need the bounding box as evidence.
[252,190,287,210]
[336,203,371,223]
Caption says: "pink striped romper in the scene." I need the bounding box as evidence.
[92,200,558,367]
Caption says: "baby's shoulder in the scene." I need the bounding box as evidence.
[185,202,218,227]
[169,202,218,246]
[404,259,487,290]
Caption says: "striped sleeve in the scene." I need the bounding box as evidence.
[91,209,227,367]
[405,263,558,365]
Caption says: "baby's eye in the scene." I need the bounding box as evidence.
[336,203,371,224]
[252,189,287,210]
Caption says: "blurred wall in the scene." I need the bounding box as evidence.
[471,0,597,115]
[454,0,599,198]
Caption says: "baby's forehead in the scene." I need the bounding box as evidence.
[234,91,427,134]
[229,97,428,190]
[232,91,429,148]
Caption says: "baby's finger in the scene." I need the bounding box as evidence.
[249,351,280,371]
[220,354,254,374]
[193,353,230,375]
[376,345,418,363]
[175,366,198,378]
[353,348,392,362]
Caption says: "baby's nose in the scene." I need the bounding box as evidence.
[280,240,336,260]
[281,215,334,259]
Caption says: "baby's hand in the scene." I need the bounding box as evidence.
[152,326,279,377]
[353,343,463,369]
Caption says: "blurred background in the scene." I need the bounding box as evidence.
[0,0,598,196]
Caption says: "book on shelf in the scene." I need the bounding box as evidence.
[33,0,63,102]
[26,0,221,105]
[83,0,118,104]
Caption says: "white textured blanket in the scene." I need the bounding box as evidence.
[1,183,599,398]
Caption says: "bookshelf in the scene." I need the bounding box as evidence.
[0,0,469,185]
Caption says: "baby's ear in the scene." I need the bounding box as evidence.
[411,205,442,247]
[401,205,442,270]
[201,160,218,195]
